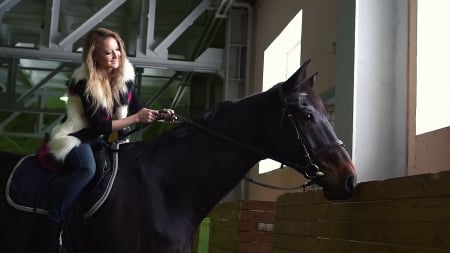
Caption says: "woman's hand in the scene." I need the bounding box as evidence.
[158,109,177,122]
[112,108,176,132]
[136,108,160,123]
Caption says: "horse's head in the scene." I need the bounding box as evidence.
[273,59,357,200]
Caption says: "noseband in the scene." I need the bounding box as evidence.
[276,86,345,180]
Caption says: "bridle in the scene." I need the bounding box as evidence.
[171,85,345,189]
[120,85,345,189]
[275,85,345,181]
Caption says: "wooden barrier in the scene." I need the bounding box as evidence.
[195,200,276,253]
[274,170,450,253]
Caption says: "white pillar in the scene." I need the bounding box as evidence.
[335,0,408,182]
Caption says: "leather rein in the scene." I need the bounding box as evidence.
[118,86,344,190]
[174,86,345,190]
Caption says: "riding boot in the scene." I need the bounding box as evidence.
[31,216,62,253]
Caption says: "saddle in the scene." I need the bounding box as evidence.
[5,142,120,219]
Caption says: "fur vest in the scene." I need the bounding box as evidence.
[46,60,136,163]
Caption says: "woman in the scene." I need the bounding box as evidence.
[41,28,175,225]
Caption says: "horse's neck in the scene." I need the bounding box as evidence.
[184,96,271,198]
[124,93,275,224]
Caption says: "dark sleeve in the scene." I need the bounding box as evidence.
[69,80,113,138]
[126,80,144,115]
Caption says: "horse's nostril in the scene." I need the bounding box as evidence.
[345,175,356,194]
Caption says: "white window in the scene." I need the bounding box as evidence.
[260,10,303,174]
[416,0,450,135]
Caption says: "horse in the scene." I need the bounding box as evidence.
[0,59,357,253]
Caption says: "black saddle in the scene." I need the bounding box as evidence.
[6,142,119,219]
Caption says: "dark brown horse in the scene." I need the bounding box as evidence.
[0,59,356,253]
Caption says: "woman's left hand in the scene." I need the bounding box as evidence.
[158,109,177,122]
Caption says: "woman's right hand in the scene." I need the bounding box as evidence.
[112,108,159,132]
[136,108,160,123]
[158,109,177,122]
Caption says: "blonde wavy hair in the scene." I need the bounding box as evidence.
[82,27,128,115]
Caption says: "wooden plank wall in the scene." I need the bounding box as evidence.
[206,200,276,253]
[274,170,450,253]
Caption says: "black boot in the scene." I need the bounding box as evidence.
[31,216,62,253]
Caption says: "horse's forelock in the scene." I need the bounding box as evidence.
[281,81,326,114]
[303,86,326,113]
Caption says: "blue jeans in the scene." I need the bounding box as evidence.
[48,143,96,222]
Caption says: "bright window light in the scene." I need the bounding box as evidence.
[260,9,303,174]
[59,95,68,102]
[416,0,450,135]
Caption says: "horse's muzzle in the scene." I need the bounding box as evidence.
[344,175,357,195]
[320,173,357,200]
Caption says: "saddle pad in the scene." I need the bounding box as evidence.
[82,146,119,219]
[6,149,119,219]
[6,155,54,215]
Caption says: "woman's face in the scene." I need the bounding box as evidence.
[94,36,121,72]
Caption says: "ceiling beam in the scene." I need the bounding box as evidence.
[58,0,127,51]
[153,0,213,56]
[0,0,21,20]
[41,0,61,49]
[16,63,67,104]
[0,47,223,73]
[137,0,157,57]
[144,72,180,107]
[6,58,18,106]
[216,0,235,18]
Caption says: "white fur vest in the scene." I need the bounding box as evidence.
[47,60,135,162]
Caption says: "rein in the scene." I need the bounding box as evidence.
[117,86,345,190]
[118,114,308,189]
[173,85,344,190]
[174,113,319,191]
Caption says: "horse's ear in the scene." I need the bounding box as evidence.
[284,59,311,90]
[301,71,319,90]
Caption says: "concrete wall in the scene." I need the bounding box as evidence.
[247,0,339,201]
[203,200,276,253]
[413,126,450,175]
[246,0,449,201]
[250,0,338,96]
[274,170,450,252]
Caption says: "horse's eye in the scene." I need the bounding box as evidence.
[298,106,314,121]
[301,111,314,121]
